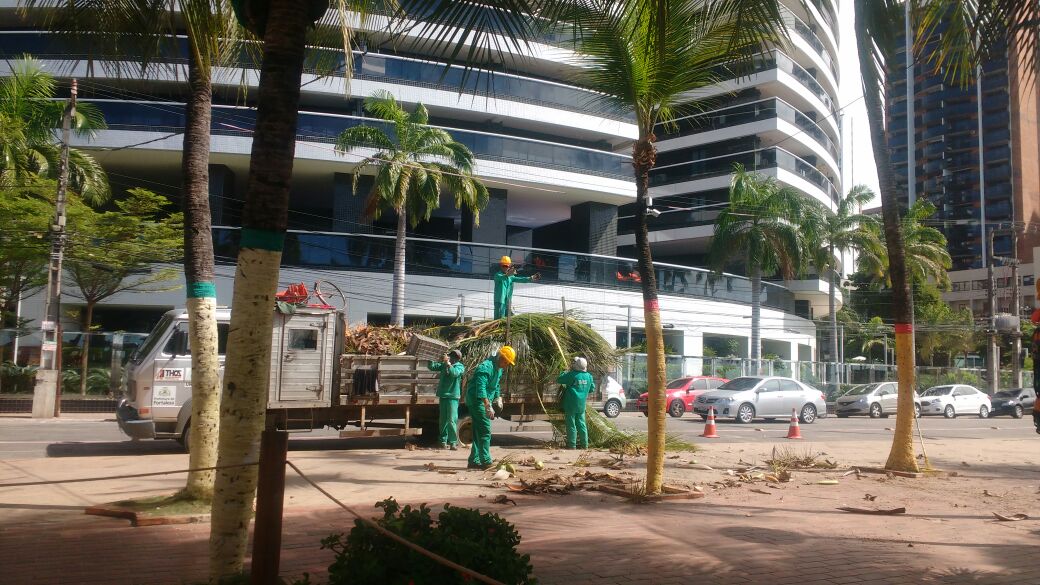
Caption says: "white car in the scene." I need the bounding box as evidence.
[599,376,627,418]
[692,376,828,424]
[918,384,992,418]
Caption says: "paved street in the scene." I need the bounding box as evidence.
[1,411,1036,458]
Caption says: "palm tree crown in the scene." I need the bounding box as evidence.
[856,200,952,291]
[335,90,489,325]
[0,58,109,204]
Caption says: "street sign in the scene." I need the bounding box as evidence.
[41,342,57,352]
[41,320,56,331]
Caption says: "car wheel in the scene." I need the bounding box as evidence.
[668,400,685,418]
[978,405,989,419]
[943,405,956,419]
[604,399,622,419]
[914,404,921,418]
[736,403,755,424]
[799,404,817,424]
[869,403,883,419]
[1012,405,1024,419]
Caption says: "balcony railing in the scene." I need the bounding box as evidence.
[210,227,797,313]
[0,31,634,122]
[658,97,839,163]
[649,146,840,204]
[780,5,838,82]
[85,101,634,179]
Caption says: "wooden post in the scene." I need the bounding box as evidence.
[251,429,289,585]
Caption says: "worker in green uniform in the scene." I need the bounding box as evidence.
[428,349,465,450]
[493,256,540,319]
[465,345,516,468]
[557,357,595,449]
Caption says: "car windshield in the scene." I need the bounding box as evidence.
[923,386,954,396]
[130,313,173,364]
[666,378,691,389]
[846,384,879,396]
[716,377,762,391]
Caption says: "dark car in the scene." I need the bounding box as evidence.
[988,388,1036,418]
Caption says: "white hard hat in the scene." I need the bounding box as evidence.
[571,356,588,372]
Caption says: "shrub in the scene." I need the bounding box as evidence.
[318,498,536,585]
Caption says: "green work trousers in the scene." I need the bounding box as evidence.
[564,408,588,449]
[439,398,459,446]
[467,403,493,466]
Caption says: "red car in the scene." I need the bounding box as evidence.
[637,376,730,418]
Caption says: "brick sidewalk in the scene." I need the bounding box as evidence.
[2,489,1038,585]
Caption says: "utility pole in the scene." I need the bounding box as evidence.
[31,79,76,419]
[1010,230,1022,388]
[986,230,999,394]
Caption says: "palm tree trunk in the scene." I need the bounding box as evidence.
[79,301,93,395]
[855,0,918,473]
[390,208,407,326]
[828,244,838,387]
[180,51,219,503]
[632,135,666,495]
[750,265,761,372]
[209,1,311,578]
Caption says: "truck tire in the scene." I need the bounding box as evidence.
[178,422,191,454]
[457,416,473,447]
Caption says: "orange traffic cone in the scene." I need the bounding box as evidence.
[700,406,720,438]
[785,408,803,440]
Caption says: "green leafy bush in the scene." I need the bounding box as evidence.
[317,498,536,585]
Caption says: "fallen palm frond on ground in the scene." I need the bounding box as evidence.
[766,445,838,475]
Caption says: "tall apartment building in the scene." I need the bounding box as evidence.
[617,0,843,327]
[0,2,822,368]
[886,24,1040,317]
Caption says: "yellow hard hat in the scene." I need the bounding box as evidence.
[498,345,517,366]
[500,255,512,266]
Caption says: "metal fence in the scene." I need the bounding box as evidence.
[1,330,148,395]
[618,353,1035,400]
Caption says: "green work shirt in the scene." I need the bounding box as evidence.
[427,360,465,399]
[557,370,596,414]
[493,271,533,319]
[465,358,504,405]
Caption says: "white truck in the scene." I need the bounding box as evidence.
[116,306,561,449]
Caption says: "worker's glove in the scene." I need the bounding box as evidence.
[494,396,503,410]
[486,406,496,420]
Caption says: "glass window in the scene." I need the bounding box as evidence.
[162,324,231,356]
[666,378,691,389]
[692,379,709,390]
[778,379,802,392]
[761,379,782,392]
[288,329,319,351]
[717,377,764,391]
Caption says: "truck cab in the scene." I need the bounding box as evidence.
[116,307,341,445]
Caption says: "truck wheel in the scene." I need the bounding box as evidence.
[418,421,440,446]
[178,422,191,454]
[457,416,473,447]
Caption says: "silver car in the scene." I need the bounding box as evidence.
[834,382,921,419]
[692,376,827,424]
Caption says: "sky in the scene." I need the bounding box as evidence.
[836,0,882,201]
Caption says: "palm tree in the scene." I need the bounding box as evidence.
[24,0,246,503]
[855,201,952,291]
[709,165,812,370]
[335,91,489,327]
[560,0,787,494]
[210,0,579,577]
[811,185,877,387]
[0,58,109,204]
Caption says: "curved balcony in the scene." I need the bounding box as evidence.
[648,146,840,205]
[0,31,633,123]
[780,5,838,86]
[85,100,633,180]
[656,98,839,167]
[211,227,797,313]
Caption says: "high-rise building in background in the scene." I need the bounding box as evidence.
[886,25,1040,317]
[0,4,824,371]
[621,0,843,329]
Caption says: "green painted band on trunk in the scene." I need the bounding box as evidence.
[240,228,285,251]
[187,282,217,299]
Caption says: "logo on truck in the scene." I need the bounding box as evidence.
[155,368,186,382]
